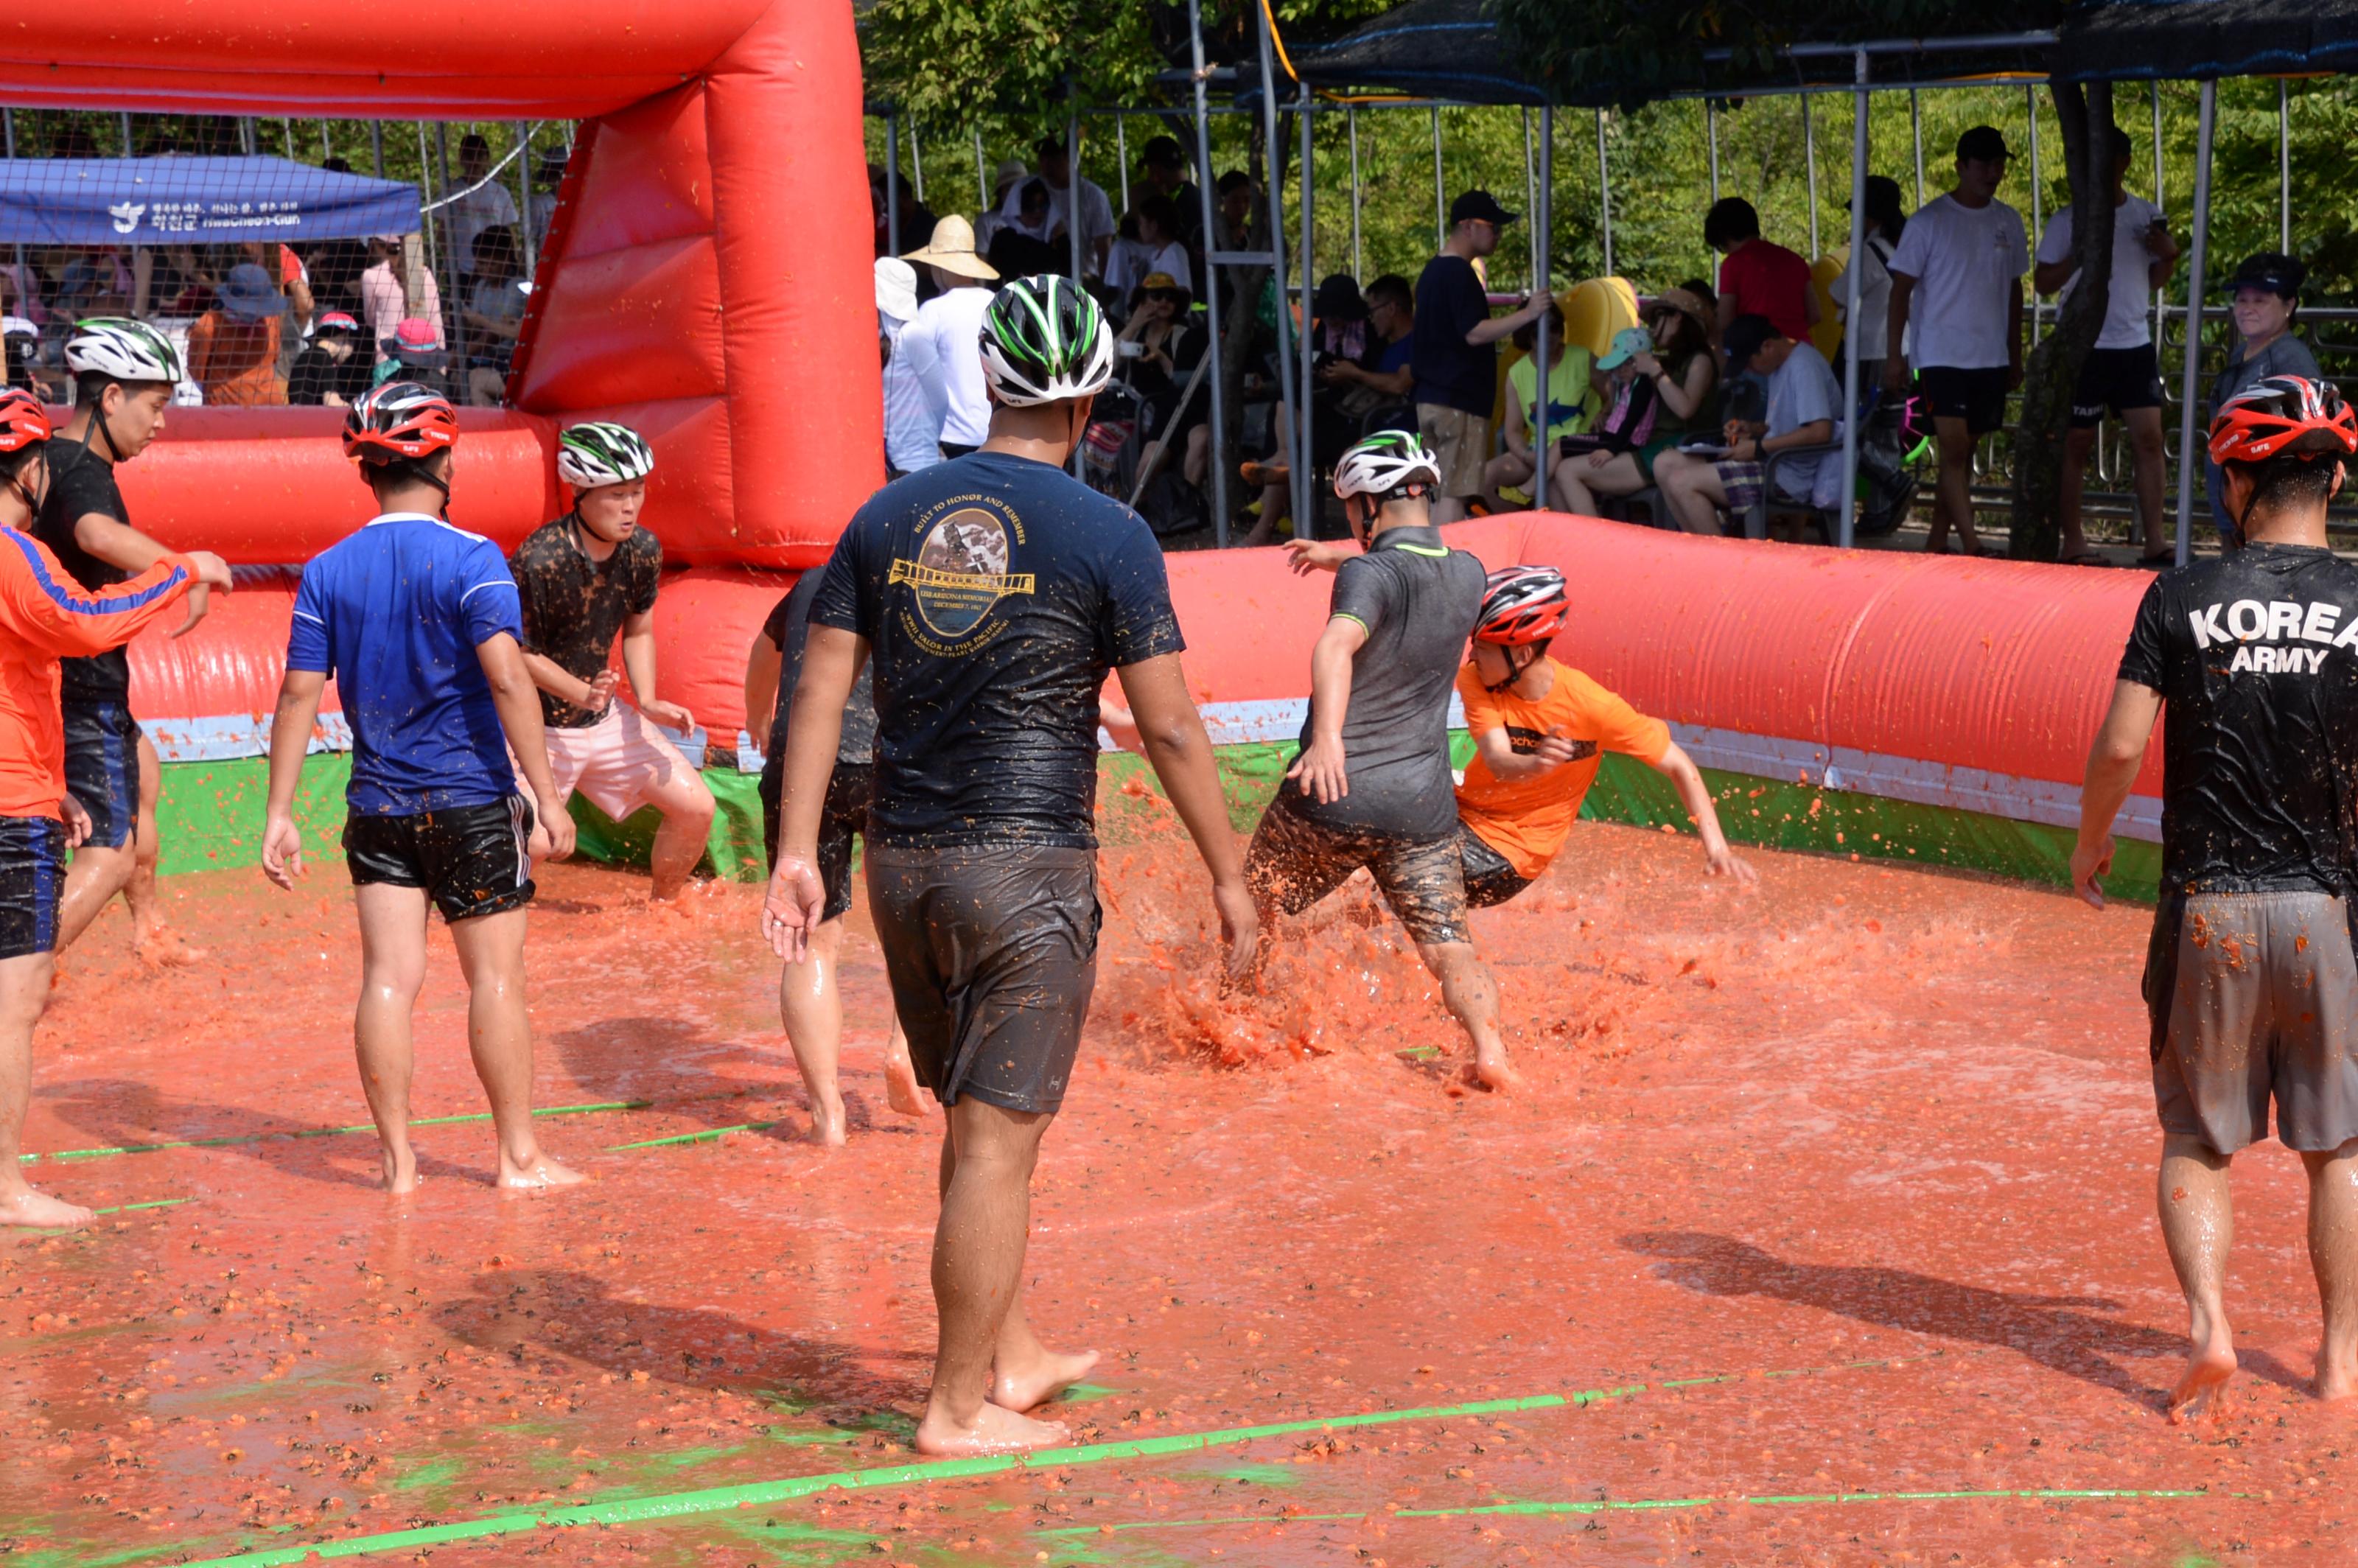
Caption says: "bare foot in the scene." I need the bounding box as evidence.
[497,1151,587,1191]
[806,1096,847,1148]
[2169,1335,2237,1423]
[0,1188,97,1230]
[379,1144,420,1195]
[1472,1053,1524,1093]
[133,928,202,967]
[884,1052,926,1118]
[914,1399,1072,1457]
[992,1345,1099,1412]
[2317,1340,2358,1404]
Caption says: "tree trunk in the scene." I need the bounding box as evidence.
[2009,79,2115,561]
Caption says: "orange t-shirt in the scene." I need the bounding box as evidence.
[1454,657,1670,880]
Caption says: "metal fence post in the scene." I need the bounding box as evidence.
[1707,99,1720,201]
[1803,94,1819,258]
[1186,0,1231,547]
[1595,109,1613,278]
[910,122,925,206]
[1298,83,1317,537]
[1348,108,1363,283]
[2278,80,2290,253]
[1911,89,1925,208]
[435,122,463,372]
[1116,116,1128,214]
[1431,107,1445,251]
[371,121,385,179]
[1839,53,1870,549]
[886,116,903,258]
[515,122,537,277]
[2026,85,2043,345]
[2173,80,2217,569]
[973,127,989,212]
[1522,108,1538,291]
[1256,0,1301,527]
[1535,104,1555,511]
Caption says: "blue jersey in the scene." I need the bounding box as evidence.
[287,513,525,816]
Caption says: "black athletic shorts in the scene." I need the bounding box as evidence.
[1458,822,1535,910]
[1243,788,1472,947]
[61,701,141,852]
[1916,365,2012,437]
[2070,342,2163,427]
[867,843,1099,1115]
[343,795,536,921]
[761,758,871,925]
[0,814,66,959]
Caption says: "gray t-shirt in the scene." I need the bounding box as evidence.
[1284,524,1485,839]
[1763,340,1843,502]
[2206,331,2323,532]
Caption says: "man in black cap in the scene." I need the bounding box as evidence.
[1411,190,1554,523]
[1886,125,2029,557]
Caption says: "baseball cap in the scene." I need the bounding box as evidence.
[1141,135,1185,169]
[313,310,361,334]
[1956,125,2012,164]
[1722,313,1783,368]
[2227,251,2305,300]
[874,256,918,323]
[1448,189,1518,228]
[1595,326,1653,371]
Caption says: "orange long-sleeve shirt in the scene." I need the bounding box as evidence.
[0,528,192,819]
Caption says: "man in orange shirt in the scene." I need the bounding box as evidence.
[0,388,230,1228]
[1453,566,1752,905]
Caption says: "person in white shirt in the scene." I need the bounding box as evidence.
[1830,175,1906,389]
[999,136,1116,277]
[2035,125,2181,567]
[447,134,520,281]
[1886,125,2029,558]
[894,216,1001,458]
[973,158,1028,252]
[875,257,937,480]
[1104,195,1192,301]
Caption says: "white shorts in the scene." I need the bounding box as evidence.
[519,705,696,822]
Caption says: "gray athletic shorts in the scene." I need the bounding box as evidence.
[2145,889,2358,1155]
[865,844,1099,1116]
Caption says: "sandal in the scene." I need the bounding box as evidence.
[2059,551,2111,567]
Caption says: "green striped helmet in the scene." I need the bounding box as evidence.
[1333,430,1442,500]
[977,274,1114,407]
[64,318,183,385]
[557,421,655,489]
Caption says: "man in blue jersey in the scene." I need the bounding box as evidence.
[259,383,583,1196]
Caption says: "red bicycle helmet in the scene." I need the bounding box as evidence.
[2208,374,2358,466]
[0,387,52,454]
[1475,564,1569,646]
[343,380,458,465]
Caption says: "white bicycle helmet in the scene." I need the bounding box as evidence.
[1333,430,1443,501]
[64,317,183,385]
[557,421,656,489]
[978,275,1115,407]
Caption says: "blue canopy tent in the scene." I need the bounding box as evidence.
[0,156,419,245]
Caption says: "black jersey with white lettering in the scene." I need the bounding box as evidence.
[2118,544,2358,895]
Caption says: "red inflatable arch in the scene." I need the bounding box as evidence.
[0,1,880,567]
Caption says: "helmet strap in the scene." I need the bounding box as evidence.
[82,387,128,464]
[1480,643,1539,694]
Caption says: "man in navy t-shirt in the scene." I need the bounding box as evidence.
[260,383,584,1197]
[1411,191,1553,522]
[764,276,1253,1460]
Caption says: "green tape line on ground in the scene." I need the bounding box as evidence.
[607,1119,790,1151]
[1035,1485,2228,1538]
[19,1101,650,1165]
[158,1393,1567,1567]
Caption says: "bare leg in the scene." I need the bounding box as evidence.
[2127,406,2169,558]
[1928,418,1979,555]
[2158,1133,2237,1421]
[1654,454,1727,536]
[883,1012,922,1117]
[643,769,717,901]
[2058,426,2096,559]
[1483,450,1535,514]
[1430,493,1469,525]
[1414,939,1519,1093]
[780,917,849,1145]
[353,883,431,1193]
[52,842,135,955]
[2302,1138,2358,1402]
[124,734,196,965]
[447,904,583,1190]
[914,1098,1077,1456]
[0,951,91,1230]
[1183,424,1208,489]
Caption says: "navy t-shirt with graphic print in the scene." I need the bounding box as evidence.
[2117,543,2358,895]
[809,451,1184,849]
